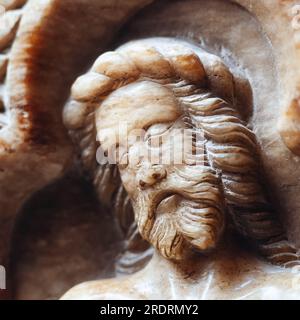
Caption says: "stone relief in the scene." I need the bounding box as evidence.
[1,0,300,300]
[62,38,300,299]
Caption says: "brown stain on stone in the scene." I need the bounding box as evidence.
[280,97,300,155]
[286,97,300,119]
[10,6,59,147]
[11,2,75,148]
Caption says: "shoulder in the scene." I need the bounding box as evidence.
[238,268,300,300]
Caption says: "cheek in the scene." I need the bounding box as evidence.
[118,166,138,197]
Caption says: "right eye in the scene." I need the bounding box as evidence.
[144,122,173,141]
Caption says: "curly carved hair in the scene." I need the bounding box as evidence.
[64,39,300,268]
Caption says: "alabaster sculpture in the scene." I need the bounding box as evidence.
[2,0,300,300]
[61,38,300,299]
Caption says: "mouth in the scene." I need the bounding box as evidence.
[136,191,179,234]
[155,194,182,216]
[137,188,225,251]
[145,189,182,218]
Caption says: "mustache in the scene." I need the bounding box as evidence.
[134,164,226,259]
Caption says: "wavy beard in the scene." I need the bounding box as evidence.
[134,163,226,260]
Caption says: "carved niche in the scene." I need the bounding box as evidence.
[1,0,300,300]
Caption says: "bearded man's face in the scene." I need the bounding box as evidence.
[116,116,226,260]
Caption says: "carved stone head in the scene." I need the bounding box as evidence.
[64,38,299,266]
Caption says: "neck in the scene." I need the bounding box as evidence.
[138,232,283,300]
[144,231,259,284]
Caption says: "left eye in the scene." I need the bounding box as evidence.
[116,145,129,169]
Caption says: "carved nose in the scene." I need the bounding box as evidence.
[138,166,167,189]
